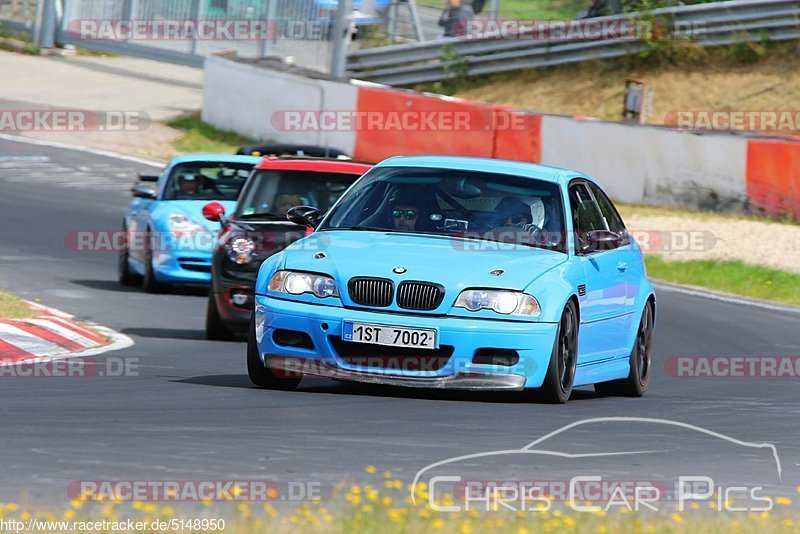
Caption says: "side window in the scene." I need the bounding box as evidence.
[588,183,630,245]
[568,183,605,236]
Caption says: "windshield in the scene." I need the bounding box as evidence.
[235,169,359,219]
[320,167,567,253]
[163,161,254,201]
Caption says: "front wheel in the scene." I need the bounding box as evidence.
[142,232,166,294]
[594,302,653,397]
[247,315,302,390]
[533,300,578,404]
[206,293,235,341]
[118,223,141,286]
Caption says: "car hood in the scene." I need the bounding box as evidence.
[161,200,237,232]
[282,230,568,292]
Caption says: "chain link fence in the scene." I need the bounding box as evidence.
[0,0,39,34]
[57,0,340,71]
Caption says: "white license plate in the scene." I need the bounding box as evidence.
[342,322,437,349]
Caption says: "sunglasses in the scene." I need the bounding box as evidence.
[507,215,528,224]
[393,209,418,220]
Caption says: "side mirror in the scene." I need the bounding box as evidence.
[202,201,226,222]
[131,182,157,199]
[286,205,322,228]
[580,230,620,253]
[137,173,159,182]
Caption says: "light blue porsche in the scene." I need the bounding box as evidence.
[119,154,261,292]
[249,156,656,403]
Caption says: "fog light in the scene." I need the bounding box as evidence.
[230,290,251,308]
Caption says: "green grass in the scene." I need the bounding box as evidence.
[165,114,257,156]
[0,292,33,319]
[416,0,586,20]
[645,256,800,306]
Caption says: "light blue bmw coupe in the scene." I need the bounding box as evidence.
[119,154,262,292]
[249,156,655,403]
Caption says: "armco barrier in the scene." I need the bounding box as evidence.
[202,56,800,218]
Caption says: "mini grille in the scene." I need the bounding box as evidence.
[397,281,445,311]
[348,277,394,307]
[577,284,587,297]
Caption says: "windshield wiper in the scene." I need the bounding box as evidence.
[328,225,398,232]
[237,212,289,221]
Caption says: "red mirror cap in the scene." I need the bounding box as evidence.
[202,201,225,222]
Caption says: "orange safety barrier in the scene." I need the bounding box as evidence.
[491,106,541,163]
[353,86,541,164]
[746,139,800,217]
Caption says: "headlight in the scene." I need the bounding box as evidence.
[167,213,203,236]
[454,290,541,317]
[268,270,339,299]
[227,236,256,264]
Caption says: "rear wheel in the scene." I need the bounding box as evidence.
[594,302,653,397]
[206,293,235,341]
[117,223,141,286]
[533,300,578,404]
[247,315,302,390]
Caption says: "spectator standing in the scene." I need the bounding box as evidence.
[438,0,475,37]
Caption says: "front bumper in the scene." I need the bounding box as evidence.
[212,257,259,332]
[254,295,559,390]
[268,356,527,390]
[153,250,212,284]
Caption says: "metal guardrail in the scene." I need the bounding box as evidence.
[347,0,800,86]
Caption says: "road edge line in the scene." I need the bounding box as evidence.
[0,132,164,167]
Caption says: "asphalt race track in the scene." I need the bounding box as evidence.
[1,136,799,506]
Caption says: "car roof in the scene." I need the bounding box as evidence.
[375,155,593,185]
[255,157,372,174]
[169,154,263,165]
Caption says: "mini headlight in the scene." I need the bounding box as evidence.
[228,236,256,264]
[454,290,541,317]
[167,213,203,235]
[268,270,339,299]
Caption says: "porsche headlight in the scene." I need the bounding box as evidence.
[227,236,256,264]
[167,213,203,236]
[454,290,541,317]
[268,270,339,299]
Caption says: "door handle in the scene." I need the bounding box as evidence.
[617,262,628,271]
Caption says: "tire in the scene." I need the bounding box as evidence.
[594,302,654,398]
[118,223,141,286]
[533,300,579,404]
[206,293,235,341]
[247,315,302,390]
[142,230,166,294]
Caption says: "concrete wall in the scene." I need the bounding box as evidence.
[540,116,749,211]
[202,56,800,217]
[202,56,358,155]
